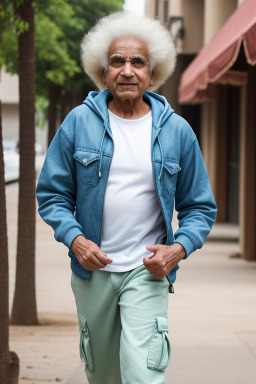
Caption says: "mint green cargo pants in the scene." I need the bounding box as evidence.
[71,263,171,384]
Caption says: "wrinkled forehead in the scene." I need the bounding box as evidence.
[107,37,150,60]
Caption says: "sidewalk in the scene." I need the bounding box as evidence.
[6,182,256,384]
[207,222,239,242]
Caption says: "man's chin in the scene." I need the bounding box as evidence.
[116,89,138,98]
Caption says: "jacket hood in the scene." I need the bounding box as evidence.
[83,89,175,128]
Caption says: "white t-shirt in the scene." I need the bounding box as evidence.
[99,109,166,272]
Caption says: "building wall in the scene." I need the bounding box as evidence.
[146,0,243,53]
[0,68,47,153]
[1,104,19,140]
[145,0,155,17]
[239,67,256,260]
[0,69,19,103]
[0,69,20,141]
[171,0,204,54]
[204,0,237,44]
[149,0,204,53]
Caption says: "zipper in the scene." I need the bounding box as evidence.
[151,143,174,290]
[98,141,115,247]
[151,157,169,247]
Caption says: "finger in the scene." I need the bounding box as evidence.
[144,259,166,273]
[95,250,113,265]
[147,267,159,273]
[80,259,97,271]
[147,266,161,274]
[143,256,153,266]
[143,256,151,265]
[143,252,155,261]
[145,264,166,277]
[146,244,161,252]
[86,260,104,270]
[79,253,105,270]
[89,253,108,268]
[150,264,169,277]
[144,265,163,278]
[143,253,159,265]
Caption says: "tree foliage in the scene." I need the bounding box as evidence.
[0,0,124,110]
[65,0,124,98]
[0,0,80,95]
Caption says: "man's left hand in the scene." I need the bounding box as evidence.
[143,243,186,278]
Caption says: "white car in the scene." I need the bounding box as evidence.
[3,139,20,183]
[3,138,44,183]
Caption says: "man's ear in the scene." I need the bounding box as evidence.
[149,69,155,87]
[100,67,106,84]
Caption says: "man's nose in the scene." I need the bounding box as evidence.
[121,61,134,76]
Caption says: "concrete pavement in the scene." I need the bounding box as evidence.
[67,240,256,384]
[6,181,256,384]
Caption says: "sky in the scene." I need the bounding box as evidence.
[123,0,146,16]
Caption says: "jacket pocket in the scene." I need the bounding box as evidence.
[73,150,99,186]
[147,314,171,371]
[161,162,181,195]
[77,312,94,372]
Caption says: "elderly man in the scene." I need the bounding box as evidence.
[36,11,217,384]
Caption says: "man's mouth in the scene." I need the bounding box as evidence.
[118,83,137,87]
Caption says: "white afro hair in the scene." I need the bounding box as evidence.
[80,11,176,91]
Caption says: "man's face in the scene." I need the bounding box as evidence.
[101,37,155,102]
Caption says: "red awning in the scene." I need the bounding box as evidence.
[178,0,256,103]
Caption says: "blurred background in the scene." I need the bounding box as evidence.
[1,0,256,383]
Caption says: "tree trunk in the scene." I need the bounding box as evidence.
[60,90,68,122]
[47,82,59,147]
[0,102,19,383]
[11,0,38,325]
[67,89,74,111]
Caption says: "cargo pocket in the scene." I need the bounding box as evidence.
[147,314,171,371]
[161,162,181,195]
[77,312,94,372]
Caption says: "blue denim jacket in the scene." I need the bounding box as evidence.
[36,89,217,286]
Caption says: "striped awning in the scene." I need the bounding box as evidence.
[178,0,256,103]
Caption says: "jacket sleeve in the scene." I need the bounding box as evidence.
[36,127,84,250]
[174,136,217,258]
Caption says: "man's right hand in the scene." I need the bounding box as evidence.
[70,235,113,270]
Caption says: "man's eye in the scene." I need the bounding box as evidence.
[131,59,145,67]
[111,58,124,65]
[134,59,143,64]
